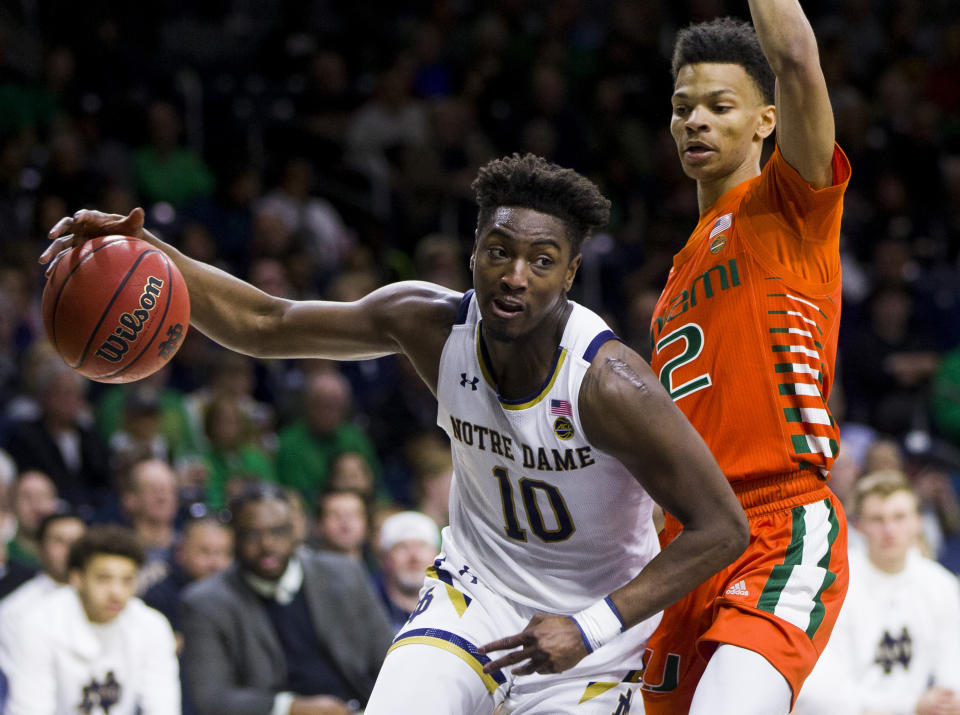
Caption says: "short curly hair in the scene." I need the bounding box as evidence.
[672,17,775,105]
[67,525,145,572]
[472,153,610,256]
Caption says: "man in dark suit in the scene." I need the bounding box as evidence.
[3,361,111,518]
[179,484,394,715]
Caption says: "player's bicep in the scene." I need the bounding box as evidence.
[579,342,735,529]
[266,281,458,361]
[773,64,836,188]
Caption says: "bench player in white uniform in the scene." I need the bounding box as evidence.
[43,154,748,714]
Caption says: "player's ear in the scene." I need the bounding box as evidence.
[469,254,476,271]
[564,253,582,292]
[757,104,776,140]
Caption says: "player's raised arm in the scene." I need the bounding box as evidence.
[577,340,748,628]
[748,0,835,186]
[41,208,460,382]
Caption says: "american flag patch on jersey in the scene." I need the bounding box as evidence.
[550,399,573,416]
[710,212,733,238]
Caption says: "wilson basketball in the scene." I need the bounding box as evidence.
[42,235,190,383]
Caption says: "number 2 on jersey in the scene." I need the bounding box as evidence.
[655,323,712,401]
[492,466,575,542]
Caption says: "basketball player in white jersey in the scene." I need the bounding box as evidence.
[43,153,748,714]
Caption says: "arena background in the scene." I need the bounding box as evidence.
[1,0,959,571]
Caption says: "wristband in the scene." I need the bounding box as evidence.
[570,596,626,654]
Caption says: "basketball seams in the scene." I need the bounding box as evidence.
[98,253,175,381]
[48,236,139,360]
[73,248,159,369]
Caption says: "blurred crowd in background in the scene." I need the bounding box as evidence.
[0,0,959,606]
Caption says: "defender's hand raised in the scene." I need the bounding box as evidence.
[40,207,147,272]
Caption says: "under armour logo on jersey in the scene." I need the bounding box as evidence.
[875,627,912,673]
[78,671,122,713]
[459,564,478,584]
[460,373,479,390]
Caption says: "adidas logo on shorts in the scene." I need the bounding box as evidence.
[725,580,749,596]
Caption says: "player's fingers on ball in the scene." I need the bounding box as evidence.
[40,237,72,266]
[43,246,70,276]
[48,215,75,239]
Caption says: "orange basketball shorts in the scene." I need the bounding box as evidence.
[641,476,848,714]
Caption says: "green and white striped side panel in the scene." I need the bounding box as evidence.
[756,499,841,638]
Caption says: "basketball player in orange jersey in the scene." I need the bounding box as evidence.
[641,2,851,714]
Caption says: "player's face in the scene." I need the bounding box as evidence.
[71,554,138,624]
[234,499,296,581]
[40,517,86,583]
[670,62,774,182]
[471,207,581,343]
[858,490,922,571]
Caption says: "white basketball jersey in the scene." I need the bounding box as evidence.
[437,291,659,613]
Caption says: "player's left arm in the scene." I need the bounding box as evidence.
[749,0,836,187]
[480,341,748,676]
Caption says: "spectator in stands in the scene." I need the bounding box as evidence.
[0,525,180,713]
[311,487,370,562]
[327,450,377,502]
[143,514,233,634]
[275,369,378,508]
[795,472,960,714]
[179,483,393,714]
[5,469,59,569]
[0,539,34,601]
[3,360,111,517]
[121,458,180,590]
[133,99,214,209]
[0,510,85,635]
[201,394,276,511]
[372,510,439,632]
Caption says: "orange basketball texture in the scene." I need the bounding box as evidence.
[42,235,190,383]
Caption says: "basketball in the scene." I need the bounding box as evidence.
[41,235,190,383]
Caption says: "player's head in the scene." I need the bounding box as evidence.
[670,18,776,182]
[470,154,610,342]
[854,470,922,573]
[38,509,86,583]
[229,483,297,581]
[68,525,145,623]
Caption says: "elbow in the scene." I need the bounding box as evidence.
[721,509,750,565]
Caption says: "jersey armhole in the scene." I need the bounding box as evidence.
[582,329,621,362]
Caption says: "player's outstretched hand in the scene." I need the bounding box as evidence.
[40,207,147,273]
[479,613,589,676]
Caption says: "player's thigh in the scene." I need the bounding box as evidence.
[688,644,791,715]
[503,678,641,715]
[365,641,496,715]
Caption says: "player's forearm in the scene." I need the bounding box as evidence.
[138,228,286,357]
[608,512,747,629]
[747,0,820,75]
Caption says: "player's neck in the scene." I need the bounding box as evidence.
[482,301,572,401]
[696,161,761,215]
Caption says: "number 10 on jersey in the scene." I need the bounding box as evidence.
[492,466,575,543]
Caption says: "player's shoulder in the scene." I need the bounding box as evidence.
[371,280,464,339]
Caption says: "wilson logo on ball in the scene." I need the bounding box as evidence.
[95,275,164,363]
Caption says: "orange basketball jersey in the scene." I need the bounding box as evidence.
[649,145,851,484]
